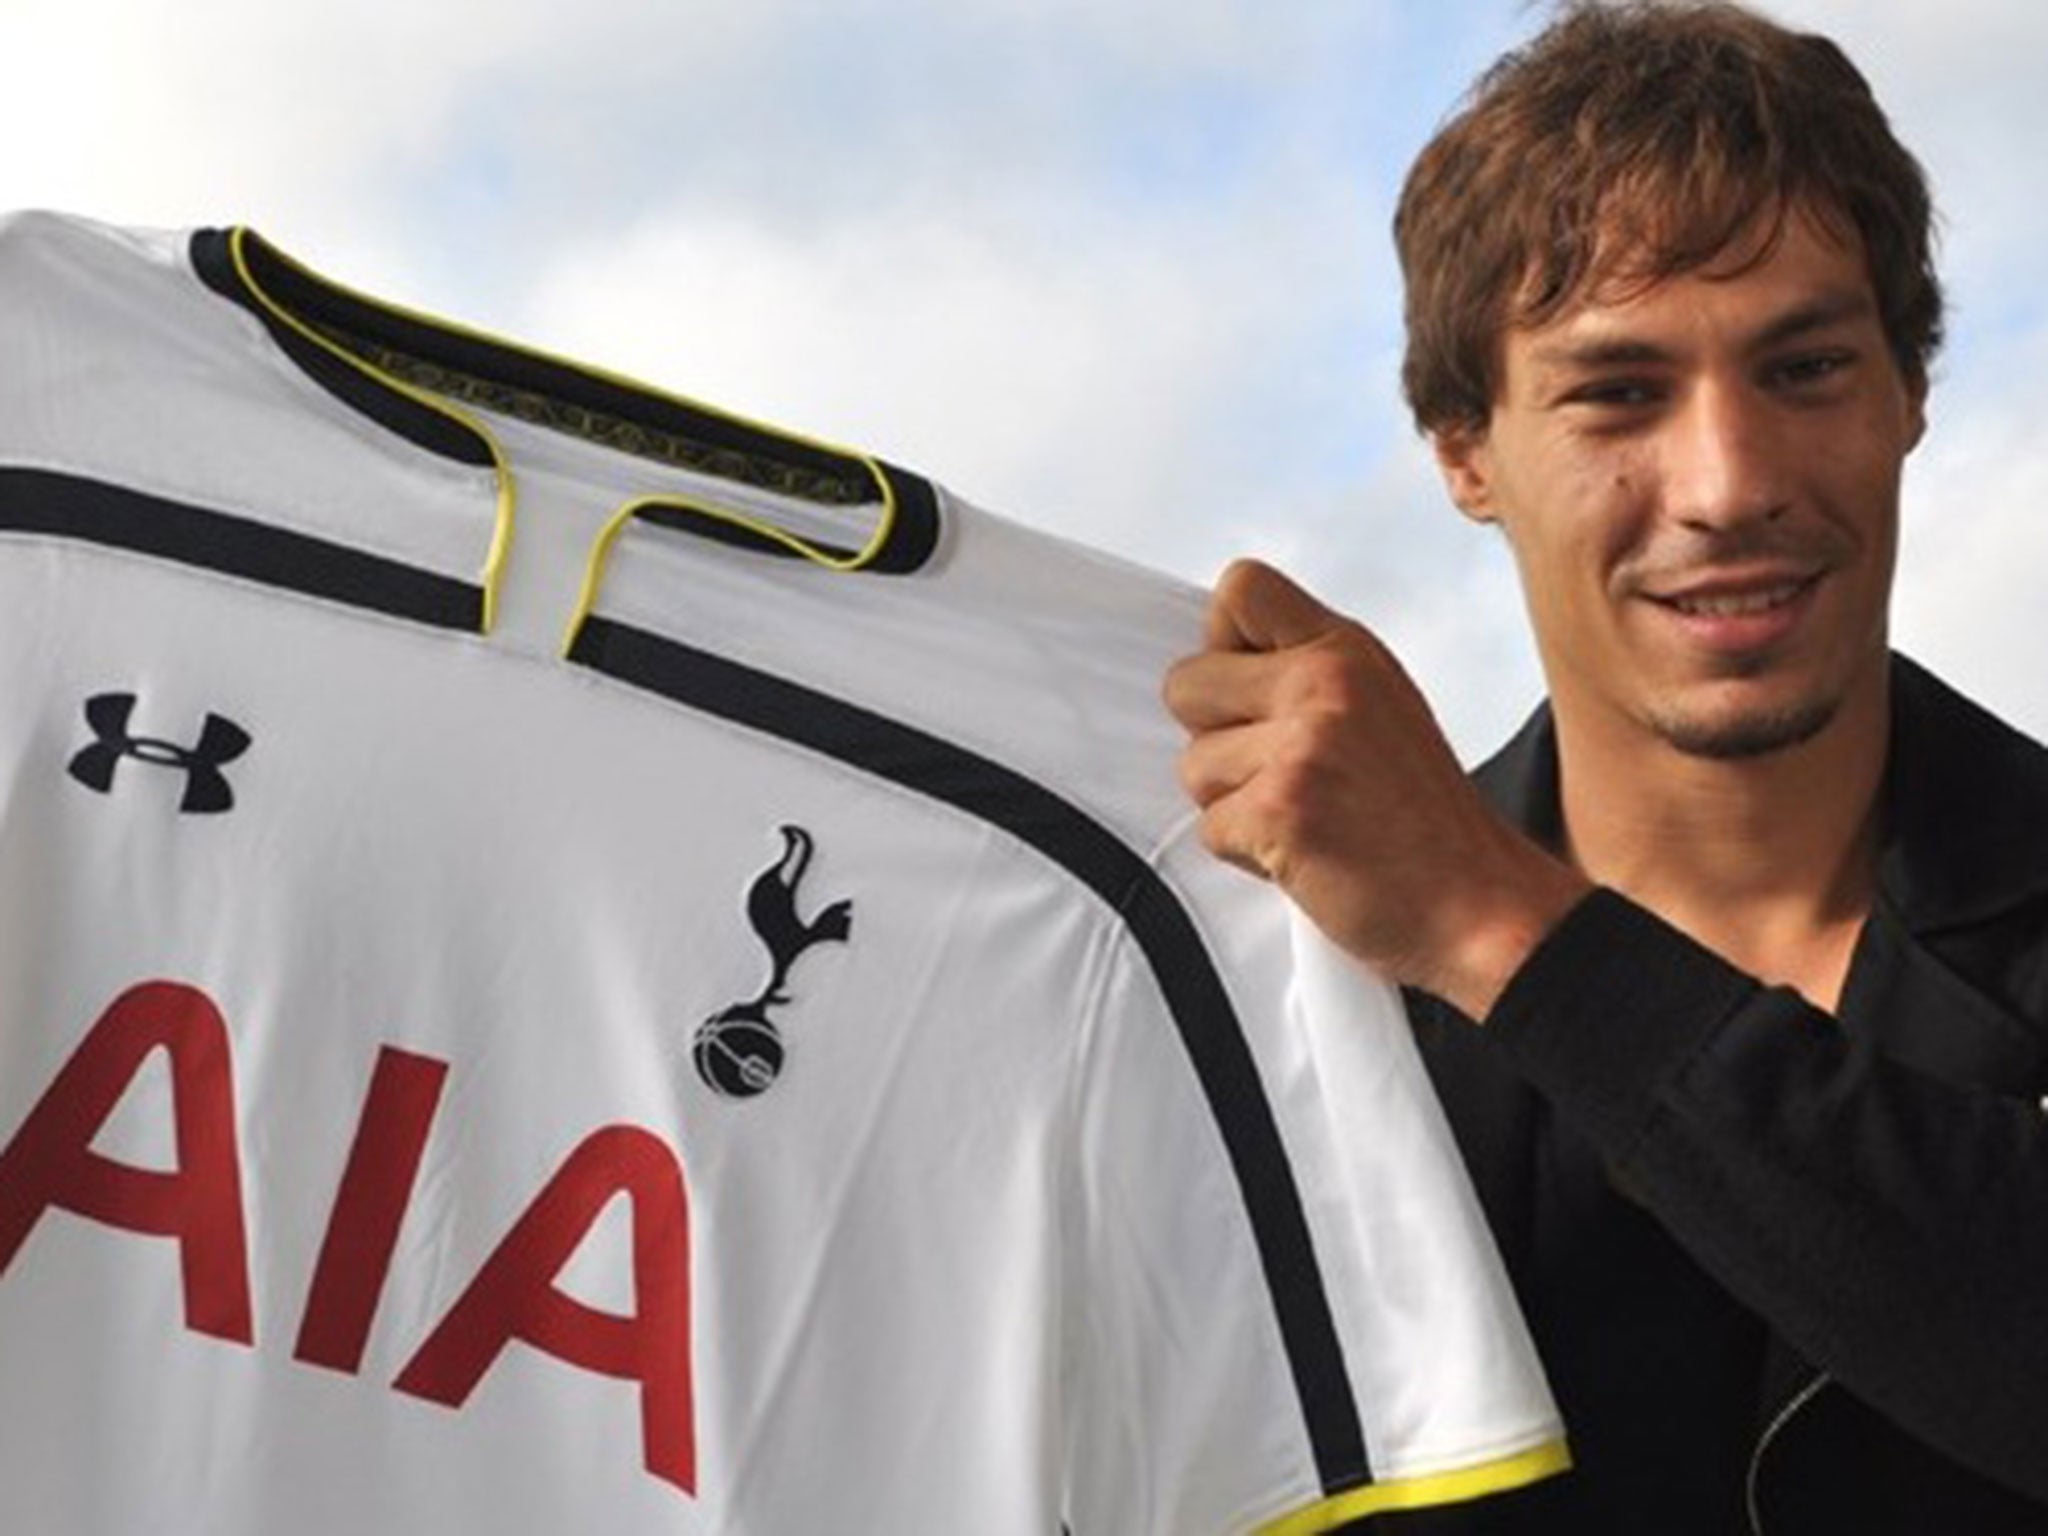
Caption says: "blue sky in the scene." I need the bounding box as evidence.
[8,0,2045,756]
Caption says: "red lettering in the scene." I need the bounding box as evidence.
[294,1046,449,1374]
[394,1125,695,1494]
[0,981,253,1343]
[3,988,701,1495]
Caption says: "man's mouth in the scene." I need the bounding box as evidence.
[1660,580,1813,618]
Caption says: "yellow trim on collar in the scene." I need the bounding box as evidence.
[559,477,899,657]
[224,226,902,640]
[224,228,518,632]
[1255,1439,1572,1535]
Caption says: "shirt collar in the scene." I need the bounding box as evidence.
[1471,654,2048,935]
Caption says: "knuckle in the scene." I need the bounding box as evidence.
[1285,643,1372,714]
[1162,652,1224,720]
[1159,660,1192,718]
[1246,764,1317,845]
[1269,712,1345,780]
[1197,805,1243,863]
[1198,807,1277,885]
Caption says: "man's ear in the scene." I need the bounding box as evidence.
[1905,369,1929,455]
[1431,424,1498,524]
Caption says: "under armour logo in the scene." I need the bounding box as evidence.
[67,693,252,814]
[694,826,853,1099]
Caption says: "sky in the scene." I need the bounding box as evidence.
[6,0,2045,759]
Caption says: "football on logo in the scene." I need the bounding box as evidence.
[693,1015,785,1099]
[693,825,851,1100]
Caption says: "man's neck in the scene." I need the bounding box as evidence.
[1550,674,1889,1010]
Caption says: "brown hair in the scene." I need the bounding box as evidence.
[1395,0,1943,435]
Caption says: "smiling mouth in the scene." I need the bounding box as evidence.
[1660,579,1815,617]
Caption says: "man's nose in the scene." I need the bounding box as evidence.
[1663,377,1791,531]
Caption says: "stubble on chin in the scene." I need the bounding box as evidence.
[1645,691,1840,761]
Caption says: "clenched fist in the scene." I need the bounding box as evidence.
[1162,559,1589,1020]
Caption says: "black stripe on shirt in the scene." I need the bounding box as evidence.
[569,612,1375,1496]
[0,467,484,631]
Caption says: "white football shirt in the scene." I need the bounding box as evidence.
[0,210,1565,1535]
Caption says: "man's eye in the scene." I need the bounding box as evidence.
[1771,350,1856,387]
[1567,379,1661,408]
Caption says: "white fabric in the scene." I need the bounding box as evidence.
[0,210,1560,1535]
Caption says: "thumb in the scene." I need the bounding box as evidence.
[1206,558,1340,653]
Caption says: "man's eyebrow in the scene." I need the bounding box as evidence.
[1748,289,1877,351]
[1529,336,1670,371]
[1529,289,1880,374]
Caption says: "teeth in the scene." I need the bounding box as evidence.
[1669,583,1803,617]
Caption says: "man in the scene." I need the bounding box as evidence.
[1166,2,2048,1530]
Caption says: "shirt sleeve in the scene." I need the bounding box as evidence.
[1485,888,2048,1504]
[1059,847,1567,1536]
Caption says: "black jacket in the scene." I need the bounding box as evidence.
[1377,657,2048,1534]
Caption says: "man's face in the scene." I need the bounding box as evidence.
[1436,208,1926,761]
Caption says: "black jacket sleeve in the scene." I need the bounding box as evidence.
[1483,888,2048,1504]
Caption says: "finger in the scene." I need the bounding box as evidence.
[1162,649,1288,732]
[1193,791,1281,885]
[1175,720,1275,808]
[1206,558,1341,653]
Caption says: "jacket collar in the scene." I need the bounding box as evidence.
[1471,653,2048,935]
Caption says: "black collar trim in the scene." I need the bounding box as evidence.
[1472,655,2048,934]
[188,227,940,576]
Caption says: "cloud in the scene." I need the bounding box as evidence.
[7,0,2046,753]
[1774,0,2048,735]
[513,163,1388,567]
[1,1,499,204]
[1894,317,2048,730]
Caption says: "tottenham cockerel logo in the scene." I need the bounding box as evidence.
[694,826,853,1099]
[67,692,252,814]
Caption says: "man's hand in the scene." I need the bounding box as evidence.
[1162,559,1590,1020]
